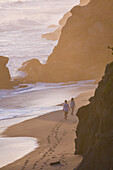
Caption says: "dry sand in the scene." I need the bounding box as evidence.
[1,89,95,170]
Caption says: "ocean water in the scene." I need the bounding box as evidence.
[0,0,80,77]
[0,137,38,168]
[0,80,96,133]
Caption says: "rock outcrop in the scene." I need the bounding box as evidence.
[42,12,72,41]
[17,0,113,83]
[16,58,43,83]
[75,61,113,170]
[80,0,90,6]
[0,56,12,89]
[42,27,61,41]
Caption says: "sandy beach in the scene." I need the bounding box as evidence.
[1,89,95,170]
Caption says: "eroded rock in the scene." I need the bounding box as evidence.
[0,56,12,89]
[75,61,113,170]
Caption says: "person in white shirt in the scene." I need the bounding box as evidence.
[70,98,75,115]
[63,100,69,120]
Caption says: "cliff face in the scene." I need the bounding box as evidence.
[17,0,113,83]
[0,56,12,89]
[46,0,113,81]
[75,61,113,170]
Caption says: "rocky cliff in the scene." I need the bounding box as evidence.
[17,0,113,83]
[75,61,113,170]
[46,0,113,81]
[0,56,12,89]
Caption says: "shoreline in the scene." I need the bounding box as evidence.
[0,80,96,134]
[1,88,95,170]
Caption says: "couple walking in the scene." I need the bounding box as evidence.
[63,98,75,120]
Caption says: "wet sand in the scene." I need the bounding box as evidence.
[1,89,95,170]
